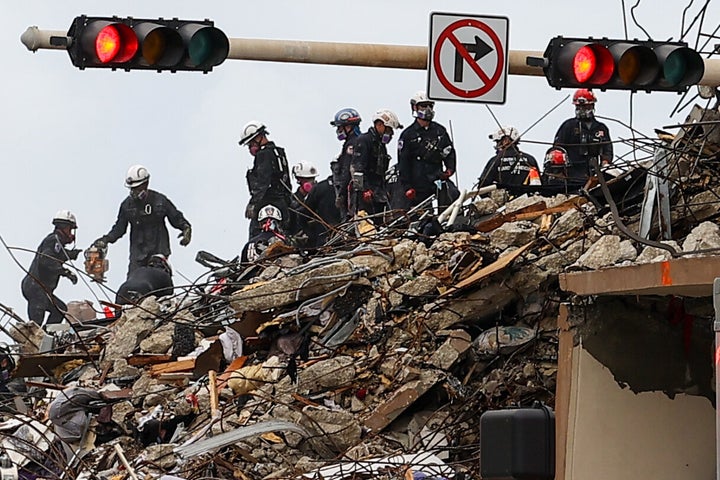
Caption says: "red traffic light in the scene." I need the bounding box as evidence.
[78,20,138,65]
[542,36,705,92]
[67,15,229,72]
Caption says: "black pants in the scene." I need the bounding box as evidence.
[21,277,66,326]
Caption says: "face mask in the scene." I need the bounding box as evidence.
[301,182,314,194]
[249,144,260,156]
[381,131,393,144]
[576,105,594,119]
[336,127,347,141]
[415,106,435,121]
[130,188,147,200]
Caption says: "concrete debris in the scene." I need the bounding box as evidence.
[2,107,720,479]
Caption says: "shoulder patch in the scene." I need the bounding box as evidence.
[346,145,354,155]
[54,242,62,253]
[397,139,404,150]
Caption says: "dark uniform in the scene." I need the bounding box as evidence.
[287,186,307,237]
[298,176,343,247]
[21,233,76,325]
[553,117,613,184]
[349,128,391,216]
[98,190,190,275]
[246,141,291,237]
[397,120,457,208]
[115,265,173,306]
[478,146,540,187]
[331,129,359,219]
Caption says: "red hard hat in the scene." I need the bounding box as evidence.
[545,147,568,166]
[573,89,597,105]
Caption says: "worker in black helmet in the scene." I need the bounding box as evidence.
[21,210,82,326]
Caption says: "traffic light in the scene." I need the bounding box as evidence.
[540,36,705,92]
[66,15,229,72]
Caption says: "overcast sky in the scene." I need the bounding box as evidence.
[0,0,717,325]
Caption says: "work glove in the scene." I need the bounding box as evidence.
[439,169,454,180]
[93,238,107,250]
[245,203,255,220]
[67,248,82,261]
[362,190,374,203]
[405,188,416,200]
[179,226,192,246]
[63,269,78,285]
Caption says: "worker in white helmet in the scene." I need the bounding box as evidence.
[21,210,82,326]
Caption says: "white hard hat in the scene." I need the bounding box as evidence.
[372,109,403,130]
[125,165,150,188]
[53,209,77,228]
[239,120,268,146]
[292,161,319,179]
[489,126,520,142]
[257,204,283,222]
[410,90,434,107]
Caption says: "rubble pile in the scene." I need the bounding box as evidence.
[1,107,720,479]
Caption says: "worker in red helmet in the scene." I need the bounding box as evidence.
[552,89,613,189]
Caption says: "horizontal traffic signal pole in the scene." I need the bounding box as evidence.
[19,25,720,86]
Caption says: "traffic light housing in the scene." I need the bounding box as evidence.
[67,15,229,72]
[541,36,705,92]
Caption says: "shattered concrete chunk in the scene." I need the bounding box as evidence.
[299,356,356,392]
[473,196,499,215]
[429,330,471,370]
[140,322,175,354]
[636,241,681,264]
[395,275,440,298]
[143,444,178,470]
[574,235,638,269]
[489,221,539,250]
[548,208,584,240]
[103,298,160,367]
[299,406,362,452]
[682,221,720,253]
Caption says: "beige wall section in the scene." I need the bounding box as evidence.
[565,346,715,480]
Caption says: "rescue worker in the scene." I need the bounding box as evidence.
[552,89,613,187]
[478,126,541,188]
[93,165,192,277]
[349,109,403,217]
[398,91,457,210]
[542,146,571,188]
[115,254,174,307]
[330,108,362,219]
[298,173,343,247]
[288,161,319,237]
[21,210,82,326]
[241,205,288,263]
[239,121,291,238]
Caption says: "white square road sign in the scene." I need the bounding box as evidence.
[427,12,509,104]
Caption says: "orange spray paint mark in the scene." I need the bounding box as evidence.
[660,261,672,286]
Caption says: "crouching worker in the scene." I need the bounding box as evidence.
[21,210,82,327]
[115,254,174,306]
[242,205,288,263]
